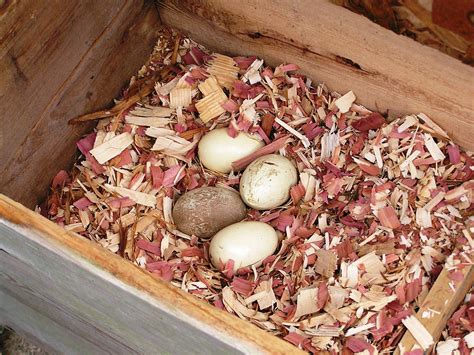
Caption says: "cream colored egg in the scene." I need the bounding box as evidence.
[198,128,264,173]
[209,221,278,271]
[240,154,298,210]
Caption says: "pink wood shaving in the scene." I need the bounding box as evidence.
[447,144,461,164]
[290,184,305,204]
[231,277,255,296]
[377,205,401,229]
[106,197,135,209]
[346,337,374,354]
[151,166,164,188]
[181,247,204,258]
[73,197,92,210]
[283,332,307,347]
[275,63,300,74]
[162,165,185,187]
[136,239,161,255]
[222,99,239,112]
[233,56,257,70]
[231,135,290,171]
[51,170,69,187]
[404,350,424,355]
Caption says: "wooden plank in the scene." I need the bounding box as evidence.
[0,0,159,208]
[0,0,124,173]
[396,263,474,354]
[0,288,102,355]
[159,0,474,150]
[0,194,301,354]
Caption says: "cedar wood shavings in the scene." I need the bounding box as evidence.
[435,284,474,354]
[44,29,474,354]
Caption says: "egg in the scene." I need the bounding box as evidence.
[198,128,264,173]
[173,186,247,238]
[209,221,278,271]
[239,154,298,210]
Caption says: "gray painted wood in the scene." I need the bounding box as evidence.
[0,221,248,354]
[0,288,101,355]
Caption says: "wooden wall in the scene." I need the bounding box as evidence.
[0,0,160,208]
[159,0,474,150]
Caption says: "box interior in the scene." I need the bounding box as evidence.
[1,1,160,209]
[1,1,473,352]
[3,0,473,211]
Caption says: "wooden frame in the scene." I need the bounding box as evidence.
[1,0,473,353]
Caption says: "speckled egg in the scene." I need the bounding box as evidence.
[239,154,298,210]
[173,186,247,238]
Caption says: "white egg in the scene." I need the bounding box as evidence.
[198,128,264,173]
[209,221,278,271]
[240,154,298,210]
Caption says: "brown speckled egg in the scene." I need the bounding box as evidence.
[172,186,247,238]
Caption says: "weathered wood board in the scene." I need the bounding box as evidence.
[0,0,160,208]
[159,0,474,150]
[0,288,102,355]
[0,194,301,354]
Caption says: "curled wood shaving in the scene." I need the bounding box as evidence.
[207,54,239,89]
[169,87,192,108]
[195,90,227,123]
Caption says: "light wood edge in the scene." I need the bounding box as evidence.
[158,0,474,150]
[0,194,303,354]
[396,263,474,354]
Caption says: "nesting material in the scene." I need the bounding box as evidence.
[89,133,133,164]
[46,30,474,354]
[436,285,474,352]
[207,54,239,88]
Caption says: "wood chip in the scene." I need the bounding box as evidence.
[151,135,198,155]
[424,134,446,162]
[315,249,338,278]
[89,132,133,164]
[198,75,221,96]
[125,116,171,127]
[104,184,156,207]
[275,117,311,148]
[170,87,192,108]
[195,90,227,123]
[401,315,434,350]
[207,54,239,89]
[245,280,276,310]
[145,127,177,138]
[294,287,318,319]
[334,90,356,113]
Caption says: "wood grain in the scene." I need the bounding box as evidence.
[0,0,159,208]
[159,0,474,150]
[396,263,474,354]
[0,194,302,354]
[0,288,102,355]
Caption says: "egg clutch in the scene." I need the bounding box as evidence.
[172,128,297,272]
